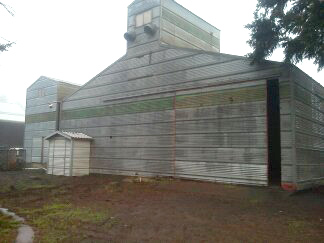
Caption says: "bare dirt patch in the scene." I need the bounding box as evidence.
[0,170,323,242]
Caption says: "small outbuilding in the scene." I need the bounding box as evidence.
[45,131,92,176]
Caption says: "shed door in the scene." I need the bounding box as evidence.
[174,81,268,186]
[48,138,71,176]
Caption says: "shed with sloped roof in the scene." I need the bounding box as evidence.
[45,131,92,176]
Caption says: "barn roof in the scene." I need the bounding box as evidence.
[45,131,93,141]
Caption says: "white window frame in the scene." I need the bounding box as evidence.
[136,10,152,27]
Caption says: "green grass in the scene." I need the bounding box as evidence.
[287,220,308,234]
[20,203,114,242]
[0,212,19,242]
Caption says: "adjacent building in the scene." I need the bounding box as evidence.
[24,76,80,166]
[24,0,324,190]
[0,119,24,148]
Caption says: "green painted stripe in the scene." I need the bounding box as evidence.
[62,85,267,120]
[25,112,56,124]
[162,8,220,48]
[62,97,174,120]
[176,85,266,109]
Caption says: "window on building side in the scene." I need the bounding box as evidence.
[136,10,152,27]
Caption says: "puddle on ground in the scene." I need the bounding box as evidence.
[0,208,34,243]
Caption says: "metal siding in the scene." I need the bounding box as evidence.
[59,44,289,186]
[161,7,220,52]
[290,68,324,189]
[162,0,220,38]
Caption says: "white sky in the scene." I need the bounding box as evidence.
[0,0,323,121]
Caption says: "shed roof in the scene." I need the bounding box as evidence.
[45,131,93,141]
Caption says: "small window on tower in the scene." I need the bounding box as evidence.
[136,10,152,27]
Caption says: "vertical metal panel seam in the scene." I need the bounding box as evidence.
[290,70,298,186]
[70,140,74,177]
[63,139,66,176]
[172,94,176,176]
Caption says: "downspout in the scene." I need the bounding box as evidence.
[56,101,61,131]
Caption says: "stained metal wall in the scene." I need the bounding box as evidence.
[24,77,79,165]
[126,0,220,57]
[24,77,59,164]
[290,67,324,190]
[60,43,290,186]
[0,120,24,147]
[160,0,220,52]
[127,0,162,56]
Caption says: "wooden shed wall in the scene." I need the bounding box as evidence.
[60,46,288,186]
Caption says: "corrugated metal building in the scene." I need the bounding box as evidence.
[0,119,24,148]
[24,76,80,166]
[24,0,323,190]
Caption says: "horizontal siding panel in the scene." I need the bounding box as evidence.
[91,158,173,174]
[176,133,267,148]
[294,85,323,112]
[175,148,266,164]
[176,117,268,133]
[93,136,174,148]
[296,115,324,137]
[295,101,324,125]
[63,123,173,137]
[61,110,174,128]
[175,162,267,185]
[26,112,56,124]
[297,165,323,182]
[91,147,173,160]
[162,7,219,48]
[296,132,324,149]
[296,148,324,165]
[176,101,267,120]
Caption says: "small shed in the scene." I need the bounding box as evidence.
[45,131,92,176]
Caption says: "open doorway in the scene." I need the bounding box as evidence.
[267,79,282,185]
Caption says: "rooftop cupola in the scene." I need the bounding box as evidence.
[125,0,220,56]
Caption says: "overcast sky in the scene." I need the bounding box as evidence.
[0,0,323,121]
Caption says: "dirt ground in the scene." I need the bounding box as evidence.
[0,170,323,243]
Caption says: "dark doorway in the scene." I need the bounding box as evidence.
[267,79,282,185]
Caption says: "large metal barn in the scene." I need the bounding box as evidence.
[24,0,324,191]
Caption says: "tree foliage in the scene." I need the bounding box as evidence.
[0,1,14,53]
[246,0,324,71]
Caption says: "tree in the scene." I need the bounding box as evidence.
[0,1,14,53]
[246,0,324,71]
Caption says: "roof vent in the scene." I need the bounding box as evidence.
[144,24,157,36]
[124,31,137,42]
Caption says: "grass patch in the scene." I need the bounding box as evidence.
[0,212,19,242]
[20,203,114,242]
[0,185,10,193]
[287,220,308,234]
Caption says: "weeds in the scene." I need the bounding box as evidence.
[287,220,308,234]
[0,212,19,242]
[20,203,114,242]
